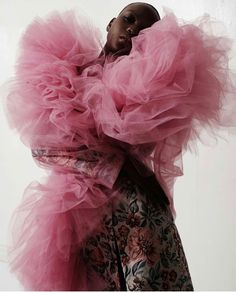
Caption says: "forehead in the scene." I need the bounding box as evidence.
[120,3,155,18]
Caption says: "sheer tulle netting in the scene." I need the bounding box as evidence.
[4,10,236,290]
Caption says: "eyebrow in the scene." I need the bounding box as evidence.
[122,9,154,29]
[122,9,147,22]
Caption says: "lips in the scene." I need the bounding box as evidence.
[115,35,132,54]
[119,35,131,44]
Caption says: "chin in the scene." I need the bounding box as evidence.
[114,45,132,56]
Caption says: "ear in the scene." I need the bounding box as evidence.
[106,18,116,32]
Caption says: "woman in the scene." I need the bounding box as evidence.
[6,1,234,290]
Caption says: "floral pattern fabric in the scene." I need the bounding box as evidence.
[83,175,194,291]
[32,148,124,189]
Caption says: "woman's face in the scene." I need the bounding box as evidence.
[105,3,159,56]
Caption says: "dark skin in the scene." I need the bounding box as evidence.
[104,4,169,207]
[104,3,159,57]
[78,4,159,67]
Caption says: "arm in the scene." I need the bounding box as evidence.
[32,148,125,189]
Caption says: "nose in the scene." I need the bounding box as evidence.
[127,27,133,36]
[126,26,138,37]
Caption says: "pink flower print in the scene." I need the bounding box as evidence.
[118,225,130,238]
[126,213,141,227]
[89,246,104,266]
[127,228,160,265]
[121,254,130,266]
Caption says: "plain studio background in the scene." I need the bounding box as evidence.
[0,0,236,290]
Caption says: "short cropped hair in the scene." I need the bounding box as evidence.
[119,2,161,21]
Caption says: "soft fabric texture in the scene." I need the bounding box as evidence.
[82,174,193,290]
[5,10,235,290]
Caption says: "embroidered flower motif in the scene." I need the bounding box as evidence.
[118,225,130,238]
[121,254,130,266]
[169,270,178,282]
[127,228,160,265]
[161,270,169,281]
[83,176,193,290]
[119,240,127,252]
[133,277,146,290]
[126,213,141,227]
[89,246,104,265]
[173,228,182,256]
[163,282,169,291]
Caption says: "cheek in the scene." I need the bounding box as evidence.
[106,22,131,54]
[106,29,120,50]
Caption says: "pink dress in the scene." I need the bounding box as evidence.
[5,10,235,290]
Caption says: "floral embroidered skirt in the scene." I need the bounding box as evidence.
[82,175,194,291]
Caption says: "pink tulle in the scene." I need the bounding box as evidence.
[5,10,236,290]
[10,172,118,290]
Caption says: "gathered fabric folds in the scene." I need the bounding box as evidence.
[5,10,235,290]
[10,172,117,290]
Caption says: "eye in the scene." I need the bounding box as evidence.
[123,14,135,24]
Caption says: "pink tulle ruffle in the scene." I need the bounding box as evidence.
[5,10,236,290]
